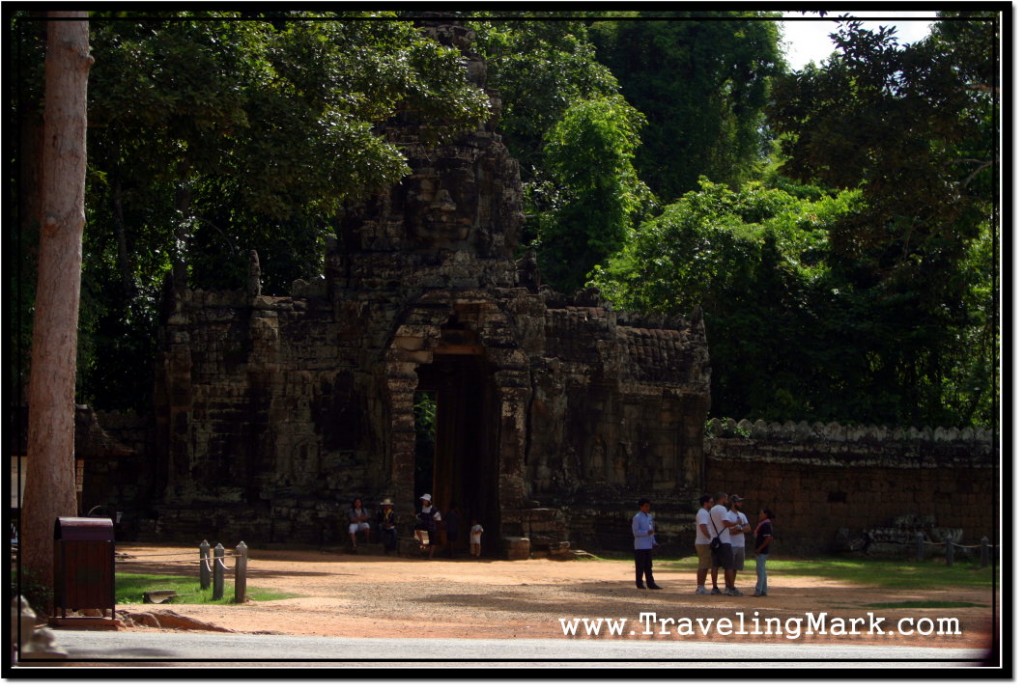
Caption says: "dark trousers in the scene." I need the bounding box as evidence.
[634,549,655,586]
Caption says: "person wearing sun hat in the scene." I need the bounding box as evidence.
[414,493,443,559]
[377,498,399,555]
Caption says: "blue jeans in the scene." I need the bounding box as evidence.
[755,553,769,595]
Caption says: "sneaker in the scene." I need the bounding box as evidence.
[711,587,722,595]
[726,587,743,596]
[695,586,708,595]
[647,584,662,590]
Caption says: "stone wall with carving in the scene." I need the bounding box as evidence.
[130,20,712,553]
[71,20,998,560]
[703,418,997,555]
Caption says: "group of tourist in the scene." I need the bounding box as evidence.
[633,493,775,596]
[346,495,484,559]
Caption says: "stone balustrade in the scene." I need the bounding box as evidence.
[706,417,994,445]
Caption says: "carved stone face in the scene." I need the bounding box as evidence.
[407,158,479,247]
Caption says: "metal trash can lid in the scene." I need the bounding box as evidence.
[53,516,114,541]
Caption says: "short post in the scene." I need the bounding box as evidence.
[199,540,211,590]
[945,535,955,566]
[979,537,990,568]
[914,532,925,561]
[234,541,248,604]
[213,543,225,600]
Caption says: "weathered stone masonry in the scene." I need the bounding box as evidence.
[77,20,998,559]
[704,419,997,555]
[128,21,713,554]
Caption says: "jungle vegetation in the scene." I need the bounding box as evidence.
[10,9,1001,430]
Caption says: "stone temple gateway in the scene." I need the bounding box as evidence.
[149,22,711,555]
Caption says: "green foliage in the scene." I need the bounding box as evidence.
[11,12,996,430]
[468,18,620,177]
[593,179,857,422]
[469,18,623,252]
[535,96,655,292]
[589,13,784,201]
[414,391,437,444]
[59,13,490,410]
[414,391,438,499]
[765,16,998,428]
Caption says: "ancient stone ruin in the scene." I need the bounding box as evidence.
[142,20,712,555]
[70,20,996,559]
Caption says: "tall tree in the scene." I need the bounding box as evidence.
[589,13,784,202]
[592,179,857,421]
[535,95,654,293]
[767,15,999,427]
[468,17,622,248]
[21,11,93,604]
[468,17,619,176]
[67,12,491,410]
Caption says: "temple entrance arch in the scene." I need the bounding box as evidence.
[415,351,496,552]
[385,297,528,555]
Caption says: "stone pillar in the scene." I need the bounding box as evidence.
[386,362,419,507]
[162,309,194,500]
[495,383,530,522]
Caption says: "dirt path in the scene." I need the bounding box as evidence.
[109,544,997,652]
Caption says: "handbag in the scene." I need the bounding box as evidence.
[709,515,723,551]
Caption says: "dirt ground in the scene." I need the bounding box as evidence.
[99,543,998,655]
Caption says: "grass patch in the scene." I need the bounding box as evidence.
[861,600,988,609]
[664,555,995,590]
[116,572,298,605]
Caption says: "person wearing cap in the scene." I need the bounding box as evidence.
[693,494,714,594]
[377,498,399,555]
[632,498,661,590]
[727,494,752,576]
[415,493,443,559]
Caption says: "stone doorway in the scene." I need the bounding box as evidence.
[385,298,532,554]
[415,351,498,554]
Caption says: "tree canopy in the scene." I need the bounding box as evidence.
[589,12,785,202]
[11,10,1001,430]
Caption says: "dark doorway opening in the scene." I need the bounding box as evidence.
[413,390,438,506]
[415,352,498,555]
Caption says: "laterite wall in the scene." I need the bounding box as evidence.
[703,420,997,555]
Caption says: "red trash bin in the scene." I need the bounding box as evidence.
[53,517,115,620]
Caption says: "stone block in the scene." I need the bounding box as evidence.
[503,537,531,560]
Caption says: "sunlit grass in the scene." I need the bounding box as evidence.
[862,600,987,609]
[662,555,996,590]
[116,572,298,605]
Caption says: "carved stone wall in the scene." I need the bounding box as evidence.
[703,419,997,555]
[74,21,997,559]
[130,21,712,553]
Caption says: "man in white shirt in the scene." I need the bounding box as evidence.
[728,495,751,575]
[709,492,740,595]
[693,494,714,594]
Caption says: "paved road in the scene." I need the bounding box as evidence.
[16,630,994,670]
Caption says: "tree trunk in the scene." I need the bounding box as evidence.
[20,12,93,607]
